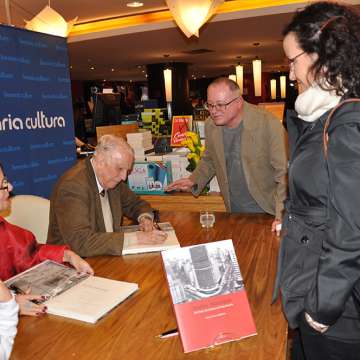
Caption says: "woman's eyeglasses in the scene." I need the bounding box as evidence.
[0,177,9,191]
[287,51,306,66]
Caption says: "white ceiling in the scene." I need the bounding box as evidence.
[1,0,359,81]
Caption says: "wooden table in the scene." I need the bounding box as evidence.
[11,212,287,360]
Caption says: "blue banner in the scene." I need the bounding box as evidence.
[0,25,75,198]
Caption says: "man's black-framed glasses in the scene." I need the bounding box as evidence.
[0,177,8,191]
[287,51,306,66]
[204,96,240,112]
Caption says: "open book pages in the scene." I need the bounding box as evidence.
[5,260,138,323]
[45,276,138,323]
[121,222,180,255]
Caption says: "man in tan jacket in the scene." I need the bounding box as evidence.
[166,77,288,233]
[47,135,166,257]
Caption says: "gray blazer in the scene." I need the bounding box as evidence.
[190,101,288,220]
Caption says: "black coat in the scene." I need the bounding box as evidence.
[273,101,360,342]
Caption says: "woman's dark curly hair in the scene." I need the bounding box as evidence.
[283,1,360,98]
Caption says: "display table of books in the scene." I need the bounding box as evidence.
[11,212,287,360]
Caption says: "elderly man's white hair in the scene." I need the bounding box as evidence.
[94,135,134,164]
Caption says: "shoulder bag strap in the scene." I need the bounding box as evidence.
[323,98,360,158]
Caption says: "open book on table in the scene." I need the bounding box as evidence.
[121,222,180,255]
[5,260,138,324]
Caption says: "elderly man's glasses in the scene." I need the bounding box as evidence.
[287,51,306,66]
[204,96,240,112]
[0,177,8,191]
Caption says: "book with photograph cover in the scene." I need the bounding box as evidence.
[5,260,138,324]
[121,222,180,255]
[161,239,256,353]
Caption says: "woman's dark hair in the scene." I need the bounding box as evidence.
[283,1,360,97]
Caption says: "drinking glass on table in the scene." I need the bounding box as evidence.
[199,211,215,228]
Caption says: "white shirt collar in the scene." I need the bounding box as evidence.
[90,158,104,195]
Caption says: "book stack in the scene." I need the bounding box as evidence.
[126,131,154,160]
[141,108,166,135]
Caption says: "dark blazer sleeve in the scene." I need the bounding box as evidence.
[305,118,360,325]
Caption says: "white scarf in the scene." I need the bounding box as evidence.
[295,84,341,122]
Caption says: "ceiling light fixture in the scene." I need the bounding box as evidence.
[252,43,262,97]
[163,57,173,121]
[280,75,286,99]
[235,63,243,95]
[166,0,224,38]
[25,5,77,37]
[270,79,277,100]
[126,2,144,8]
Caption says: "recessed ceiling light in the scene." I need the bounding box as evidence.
[90,66,95,70]
[126,2,144,8]
[111,68,115,72]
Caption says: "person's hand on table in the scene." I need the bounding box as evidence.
[138,216,155,232]
[165,177,194,192]
[15,290,46,317]
[271,219,282,237]
[136,230,167,245]
[63,250,94,275]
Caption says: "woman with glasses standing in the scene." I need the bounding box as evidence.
[273,2,360,359]
[0,163,93,317]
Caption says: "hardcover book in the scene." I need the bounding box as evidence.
[161,239,257,353]
[5,260,138,324]
[121,222,180,255]
[170,115,192,147]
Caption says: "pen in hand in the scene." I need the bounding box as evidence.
[158,328,178,339]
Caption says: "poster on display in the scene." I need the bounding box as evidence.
[127,161,172,195]
[170,115,192,147]
[0,25,76,198]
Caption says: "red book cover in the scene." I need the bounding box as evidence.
[170,115,192,147]
[161,239,257,353]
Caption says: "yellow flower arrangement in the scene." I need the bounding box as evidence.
[181,131,205,172]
